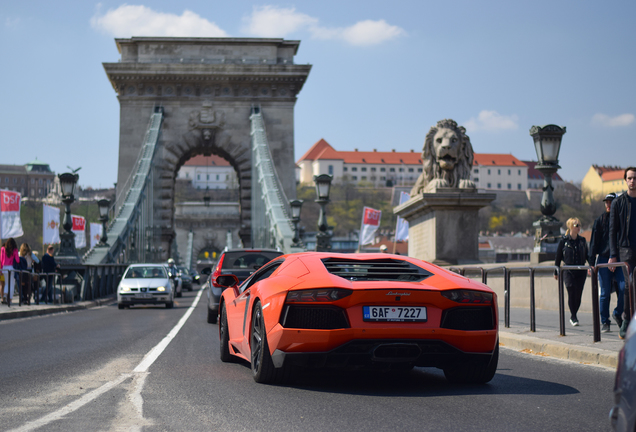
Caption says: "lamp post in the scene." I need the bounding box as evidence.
[314,174,333,252]
[203,187,211,207]
[530,124,566,263]
[97,198,110,246]
[56,172,80,263]
[289,199,304,247]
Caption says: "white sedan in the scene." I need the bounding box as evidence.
[117,264,175,309]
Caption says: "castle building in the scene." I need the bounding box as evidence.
[0,159,55,198]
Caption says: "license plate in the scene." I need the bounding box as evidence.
[363,306,427,322]
[135,293,152,299]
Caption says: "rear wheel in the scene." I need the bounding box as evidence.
[207,305,218,324]
[250,302,291,384]
[219,304,233,362]
[443,342,499,384]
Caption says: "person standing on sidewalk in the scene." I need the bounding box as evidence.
[555,217,591,327]
[590,193,625,333]
[609,167,636,338]
[41,245,59,303]
[1,238,20,307]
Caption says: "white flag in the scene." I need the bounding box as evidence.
[395,192,410,242]
[90,223,102,248]
[72,215,86,248]
[43,204,61,245]
[0,190,24,238]
[359,207,382,246]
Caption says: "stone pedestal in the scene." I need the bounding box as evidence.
[394,189,496,265]
[530,218,563,264]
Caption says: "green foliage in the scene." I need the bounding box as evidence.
[297,183,394,236]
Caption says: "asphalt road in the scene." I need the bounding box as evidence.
[0,288,617,432]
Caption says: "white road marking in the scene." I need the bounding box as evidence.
[9,288,205,432]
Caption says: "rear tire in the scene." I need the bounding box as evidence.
[219,304,233,362]
[250,302,291,384]
[207,305,218,324]
[443,342,499,384]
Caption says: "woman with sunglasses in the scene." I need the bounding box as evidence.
[554,217,592,326]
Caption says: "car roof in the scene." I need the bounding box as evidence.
[127,263,166,268]
[222,248,282,253]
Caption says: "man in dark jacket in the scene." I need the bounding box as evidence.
[590,193,625,333]
[609,167,636,338]
[41,245,59,303]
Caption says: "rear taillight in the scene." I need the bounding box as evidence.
[286,289,352,303]
[211,254,226,287]
[441,290,493,304]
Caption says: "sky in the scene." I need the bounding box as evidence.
[1,0,634,189]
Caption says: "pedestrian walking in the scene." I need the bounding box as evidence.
[1,238,20,307]
[609,167,636,338]
[18,243,37,305]
[590,193,625,333]
[41,245,59,303]
[555,217,591,327]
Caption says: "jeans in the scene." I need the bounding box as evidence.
[597,255,625,324]
[40,275,54,303]
[2,266,16,300]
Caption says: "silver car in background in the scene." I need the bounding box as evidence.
[117,264,174,309]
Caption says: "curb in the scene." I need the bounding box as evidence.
[0,297,116,321]
[500,331,619,369]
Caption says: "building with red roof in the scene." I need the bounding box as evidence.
[177,155,237,190]
[298,139,541,192]
[581,165,626,201]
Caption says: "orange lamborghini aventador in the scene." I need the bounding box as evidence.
[217,252,499,384]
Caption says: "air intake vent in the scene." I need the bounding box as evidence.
[281,305,349,329]
[441,307,494,330]
[321,258,432,282]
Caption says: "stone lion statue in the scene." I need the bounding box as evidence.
[410,119,476,196]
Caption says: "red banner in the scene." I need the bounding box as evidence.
[363,207,381,226]
[1,190,21,212]
[72,215,86,231]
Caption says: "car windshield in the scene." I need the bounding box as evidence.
[124,267,167,279]
[222,251,283,270]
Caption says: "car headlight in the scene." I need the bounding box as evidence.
[157,286,166,292]
[120,286,131,292]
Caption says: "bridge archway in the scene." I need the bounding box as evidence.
[104,37,311,260]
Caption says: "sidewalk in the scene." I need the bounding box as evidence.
[499,306,623,369]
[0,296,116,321]
[0,299,622,368]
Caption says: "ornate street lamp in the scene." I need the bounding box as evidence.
[289,199,304,247]
[530,124,566,262]
[203,187,211,207]
[97,198,110,246]
[530,124,566,220]
[314,174,333,252]
[56,172,80,262]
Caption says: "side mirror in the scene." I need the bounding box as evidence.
[201,267,212,275]
[215,274,239,288]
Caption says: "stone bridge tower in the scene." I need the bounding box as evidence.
[103,37,311,258]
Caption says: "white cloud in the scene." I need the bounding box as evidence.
[591,113,635,127]
[464,110,519,132]
[90,5,228,37]
[243,6,404,46]
[338,20,406,46]
[241,6,317,38]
